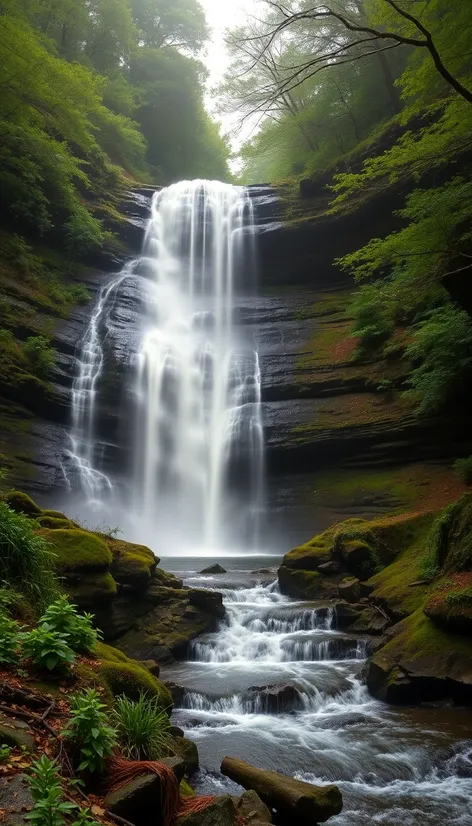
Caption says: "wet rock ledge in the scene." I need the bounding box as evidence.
[278,494,472,706]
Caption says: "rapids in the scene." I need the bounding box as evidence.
[164,569,472,826]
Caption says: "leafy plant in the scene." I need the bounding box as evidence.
[454,456,472,486]
[0,743,12,762]
[40,596,101,654]
[0,613,22,665]
[65,690,117,774]
[112,693,172,761]
[0,502,59,612]
[23,336,56,378]
[71,808,101,826]
[27,756,77,826]
[21,626,75,673]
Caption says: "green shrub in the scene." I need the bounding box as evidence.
[22,626,75,673]
[27,755,77,826]
[23,336,56,378]
[0,502,59,612]
[64,206,106,257]
[0,613,22,664]
[68,284,91,305]
[65,689,117,774]
[0,744,12,762]
[40,596,101,653]
[454,456,472,485]
[112,693,172,761]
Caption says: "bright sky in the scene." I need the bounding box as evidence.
[200,0,259,156]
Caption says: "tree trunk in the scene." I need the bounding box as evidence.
[375,49,402,114]
[220,757,342,824]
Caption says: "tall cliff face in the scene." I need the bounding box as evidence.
[3,184,471,550]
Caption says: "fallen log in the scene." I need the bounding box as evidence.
[220,757,342,824]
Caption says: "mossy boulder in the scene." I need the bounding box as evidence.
[279,511,428,598]
[42,509,72,520]
[277,567,322,599]
[67,572,118,608]
[424,573,472,635]
[4,490,42,516]
[366,609,472,704]
[98,660,173,708]
[105,536,157,592]
[40,528,112,573]
[36,516,74,530]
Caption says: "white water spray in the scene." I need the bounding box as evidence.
[67,181,263,551]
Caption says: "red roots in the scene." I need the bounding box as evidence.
[105,756,216,826]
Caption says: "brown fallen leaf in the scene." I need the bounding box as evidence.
[91,805,105,817]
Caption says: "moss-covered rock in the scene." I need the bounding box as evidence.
[366,609,472,704]
[42,509,71,520]
[66,571,118,608]
[278,567,322,599]
[36,516,74,530]
[180,780,196,798]
[40,528,112,573]
[4,490,42,516]
[98,660,173,708]
[105,536,157,592]
[424,573,472,634]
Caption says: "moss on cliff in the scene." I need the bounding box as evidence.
[40,528,113,572]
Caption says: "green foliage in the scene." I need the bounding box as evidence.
[0,0,229,254]
[27,756,77,826]
[0,613,22,665]
[405,305,472,413]
[40,597,102,653]
[21,625,76,673]
[64,207,107,257]
[112,693,172,760]
[454,456,472,486]
[0,502,59,611]
[65,689,117,774]
[24,337,56,378]
[0,744,13,762]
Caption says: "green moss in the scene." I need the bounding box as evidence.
[94,641,129,663]
[98,660,173,709]
[368,513,436,617]
[423,573,472,634]
[42,509,71,519]
[426,494,472,573]
[36,516,74,529]
[4,490,42,516]
[105,536,156,588]
[66,572,117,607]
[180,780,196,798]
[40,528,112,572]
[380,608,472,663]
[278,567,322,598]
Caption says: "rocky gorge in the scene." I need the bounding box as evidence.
[2,178,472,826]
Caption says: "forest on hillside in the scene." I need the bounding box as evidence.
[0,0,229,257]
[221,0,472,423]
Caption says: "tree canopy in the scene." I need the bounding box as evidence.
[0,0,230,253]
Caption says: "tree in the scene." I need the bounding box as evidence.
[130,0,208,52]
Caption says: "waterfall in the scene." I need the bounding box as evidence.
[67,181,264,553]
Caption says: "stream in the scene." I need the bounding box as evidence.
[164,564,472,826]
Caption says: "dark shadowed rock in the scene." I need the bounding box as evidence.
[0,774,34,826]
[246,683,301,713]
[105,758,185,826]
[200,564,227,574]
[172,736,199,775]
[338,579,361,603]
[234,790,272,824]
[188,589,225,619]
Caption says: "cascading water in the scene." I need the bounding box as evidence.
[66,181,264,552]
[164,570,472,826]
